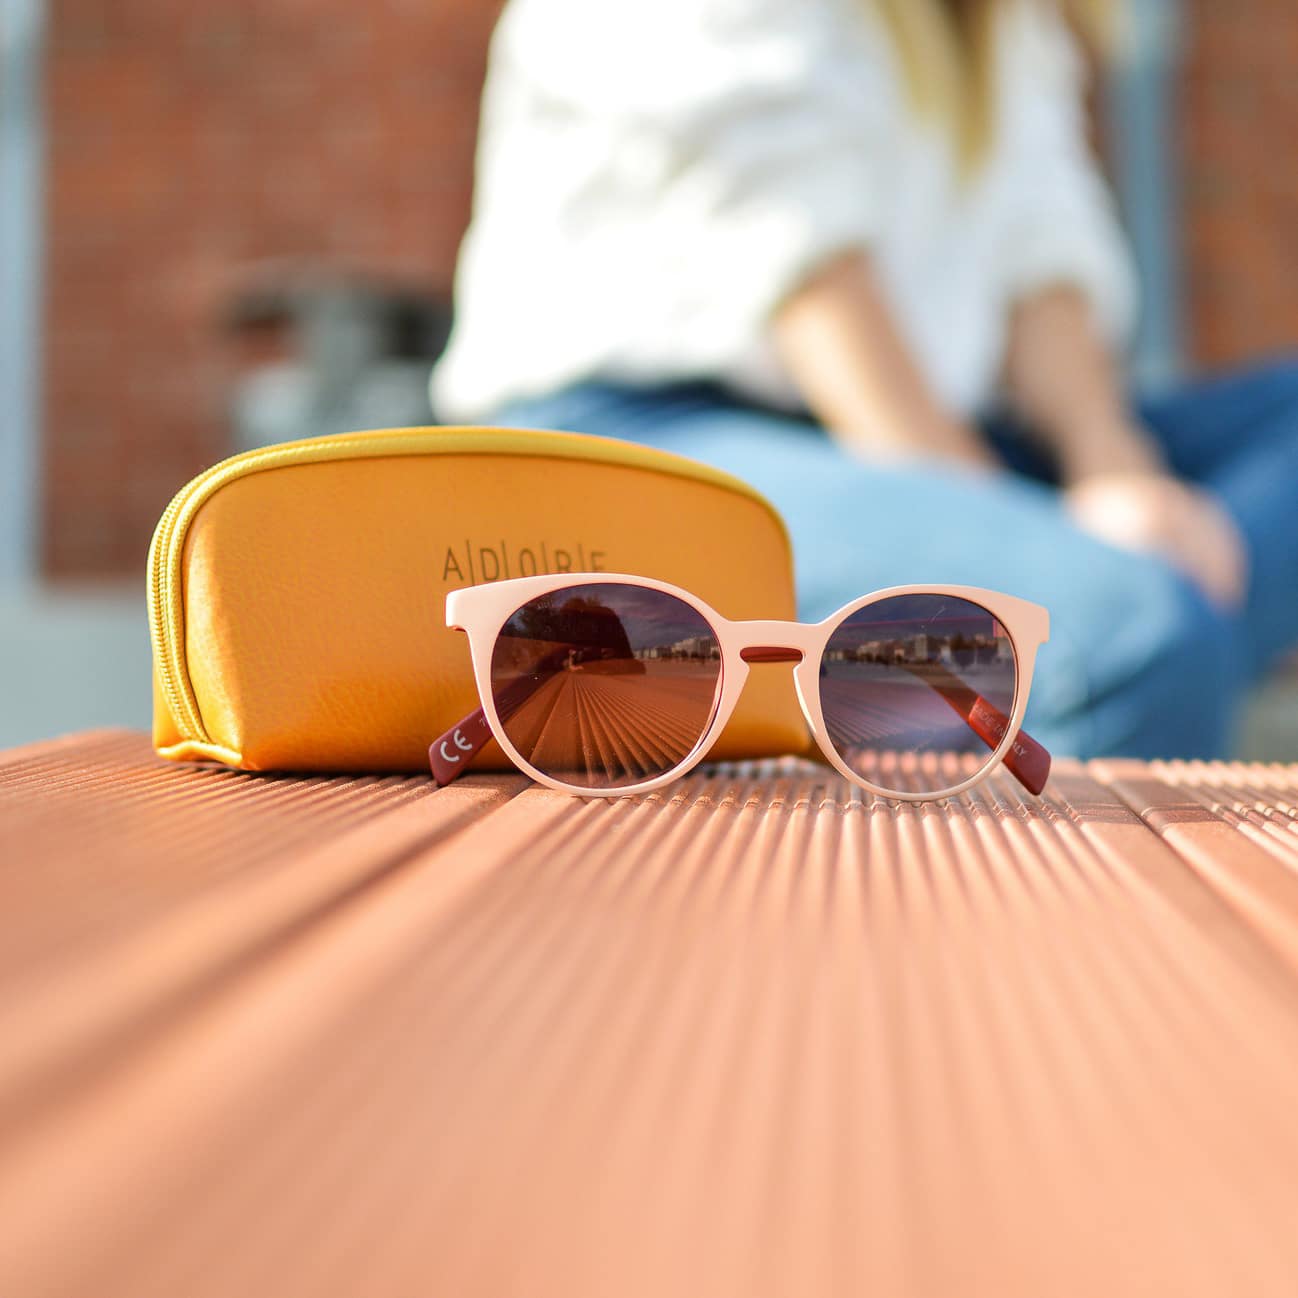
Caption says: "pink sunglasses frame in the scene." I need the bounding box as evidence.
[433,572,1051,801]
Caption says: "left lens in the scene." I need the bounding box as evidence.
[489,583,722,790]
[818,593,1018,795]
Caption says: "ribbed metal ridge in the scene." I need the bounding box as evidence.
[2,732,1298,1298]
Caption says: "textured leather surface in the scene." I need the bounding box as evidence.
[4,732,1298,1297]
[155,437,804,770]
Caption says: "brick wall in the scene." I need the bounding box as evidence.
[42,0,500,577]
[40,0,1298,578]
[1180,0,1298,367]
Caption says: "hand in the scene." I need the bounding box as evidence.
[1065,472,1249,610]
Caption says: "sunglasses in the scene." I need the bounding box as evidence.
[430,573,1051,801]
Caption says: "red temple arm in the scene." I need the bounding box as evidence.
[430,646,575,787]
[922,666,1051,796]
[962,696,1051,795]
[429,708,494,786]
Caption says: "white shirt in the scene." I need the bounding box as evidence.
[433,0,1136,421]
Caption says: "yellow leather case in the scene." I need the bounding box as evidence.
[149,426,808,772]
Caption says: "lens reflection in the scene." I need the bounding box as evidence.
[490,583,722,789]
[820,594,1018,795]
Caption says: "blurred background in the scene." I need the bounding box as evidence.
[1,0,1295,751]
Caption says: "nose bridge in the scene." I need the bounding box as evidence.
[732,618,816,665]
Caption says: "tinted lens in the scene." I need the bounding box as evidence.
[819,594,1018,795]
[490,583,722,790]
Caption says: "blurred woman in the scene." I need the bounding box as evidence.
[433,0,1298,759]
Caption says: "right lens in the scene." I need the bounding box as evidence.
[819,593,1018,795]
[489,583,722,790]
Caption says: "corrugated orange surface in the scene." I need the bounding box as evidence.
[2,731,1298,1298]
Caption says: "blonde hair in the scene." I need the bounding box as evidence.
[871,0,1116,173]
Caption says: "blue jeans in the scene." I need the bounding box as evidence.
[493,359,1298,759]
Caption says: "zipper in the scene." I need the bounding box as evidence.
[149,429,415,743]
[147,427,790,747]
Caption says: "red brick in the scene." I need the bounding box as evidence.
[42,0,500,577]
[1180,0,1298,369]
